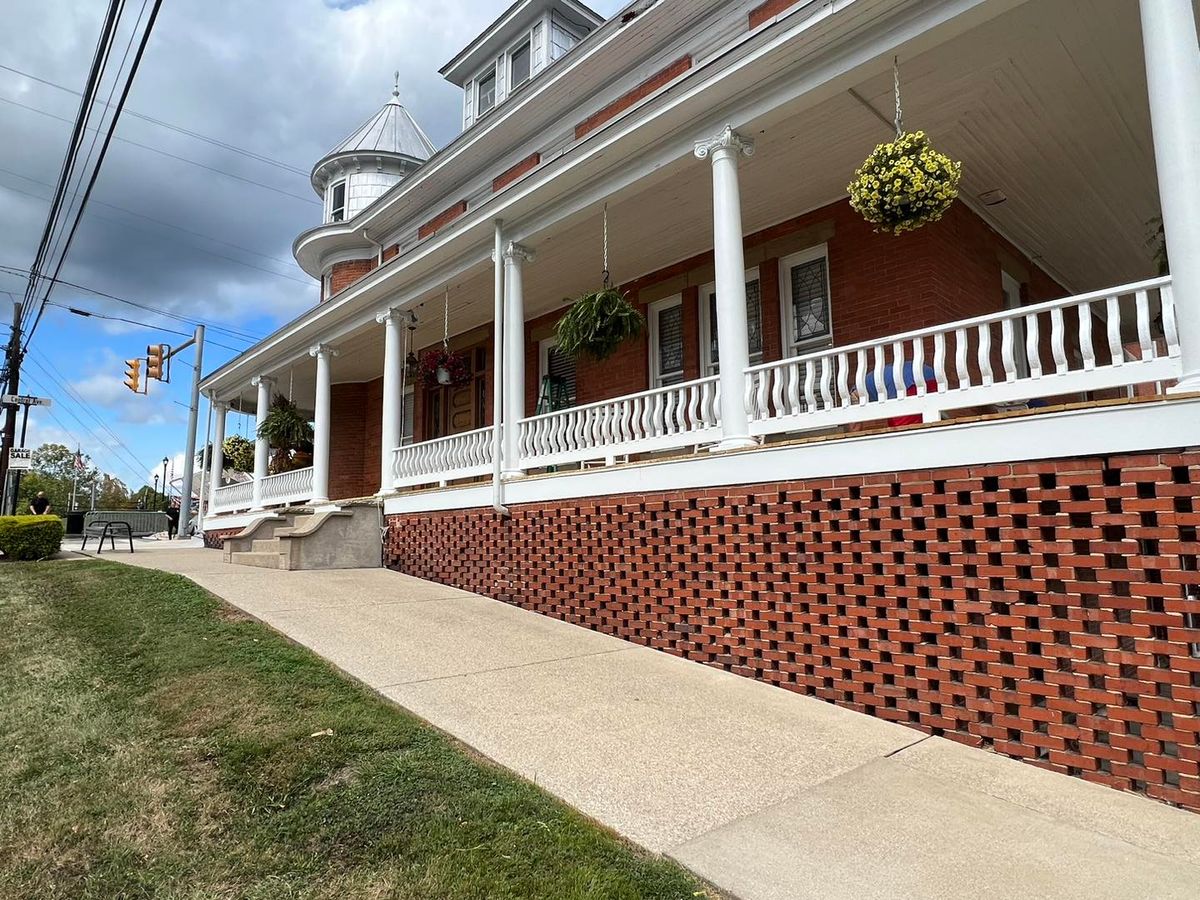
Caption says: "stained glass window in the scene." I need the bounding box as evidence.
[789,257,831,347]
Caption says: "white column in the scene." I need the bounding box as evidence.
[502,242,534,476]
[377,308,403,493]
[696,125,756,450]
[208,401,227,513]
[1141,0,1200,392]
[250,375,274,509]
[309,344,337,504]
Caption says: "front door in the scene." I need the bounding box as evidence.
[424,344,489,439]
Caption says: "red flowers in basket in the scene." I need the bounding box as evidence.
[418,348,471,388]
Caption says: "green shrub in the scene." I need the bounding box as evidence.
[0,515,65,561]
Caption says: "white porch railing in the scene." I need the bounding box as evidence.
[211,479,254,515]
[392,426,494,489]
[746,276,1179,436]
[519,375,722,468]
[259,466,315,506]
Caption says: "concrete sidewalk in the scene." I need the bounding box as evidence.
[75,540,1200,899]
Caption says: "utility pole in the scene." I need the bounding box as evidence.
[176,325,204,538]
[0,298,24,515]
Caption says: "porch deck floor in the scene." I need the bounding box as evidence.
[76,540,1200,900]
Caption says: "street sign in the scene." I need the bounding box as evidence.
[0,394,51,408]
[7,447,31,470]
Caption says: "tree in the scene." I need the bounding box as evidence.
[16,444,100,514]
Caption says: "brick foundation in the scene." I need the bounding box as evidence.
[385,451,1200,811]
[202,527,239,550]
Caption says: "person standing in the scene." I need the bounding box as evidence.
[29,491,51,516]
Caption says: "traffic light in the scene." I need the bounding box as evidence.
[123,358,141,394]
[146,344,167,381]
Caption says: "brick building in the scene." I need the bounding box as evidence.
[200,0,1200,812]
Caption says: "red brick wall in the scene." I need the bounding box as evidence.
[385,451,1200,812]
[575,56,693,140]
[493,152,542,193]
[418,200,469,240]
[329,382,368,500]
[328,259,375,300]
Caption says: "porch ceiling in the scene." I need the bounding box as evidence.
[242,0,1166,409]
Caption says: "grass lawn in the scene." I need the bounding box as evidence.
[0,561,708,899]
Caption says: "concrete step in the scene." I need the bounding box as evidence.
[251,538,282,553]
[228,550,287,570]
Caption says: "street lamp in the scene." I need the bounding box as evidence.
[152,474,159,508]
[161,457,169,509]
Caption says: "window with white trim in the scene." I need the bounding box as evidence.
[329,180,346,223]
[538,336,576,408]
[779,245,833,354]
[648,295,684,387]
[476,67,497,116]
[700,270,762,375]
[509,39,531,90]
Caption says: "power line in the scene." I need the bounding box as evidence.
[49,301,248,353]
[0,174,313,285]
[0,164,301,268]
[0,62,311,177]
[0,95,320,205]
[25,351,153,482]
[21,367,151,488]
[0,264,265,343]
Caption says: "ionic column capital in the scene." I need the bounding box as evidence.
[694,125,755,161]
[503,241,535,264]
[250,375,276,388]
[309,343,339,359]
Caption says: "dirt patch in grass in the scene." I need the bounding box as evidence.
[0,561,709,899]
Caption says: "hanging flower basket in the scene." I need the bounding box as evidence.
[419,348,471,388]
[554,287,645,362]
[848,130,962,235]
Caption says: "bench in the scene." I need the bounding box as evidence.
[81,520,134,554]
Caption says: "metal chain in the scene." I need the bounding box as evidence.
[893,55,903,138]
[602,202,610,289]
[442,285,449,349]
[288,366,294,400]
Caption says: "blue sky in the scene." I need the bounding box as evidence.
[1,0,624,493]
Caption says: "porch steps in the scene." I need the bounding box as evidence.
[222,503,381,571]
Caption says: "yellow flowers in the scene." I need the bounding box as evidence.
[847,130,962,235]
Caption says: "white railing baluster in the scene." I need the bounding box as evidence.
[819,355,834,409]
[1000,318,1016,382]
[932,333,947,393]
[977,324,993,386]
[1161,285,1179,357]
[855,348,868,405]
[837,351,850,406]
[1106,295,1122,366]
[804,356,817,413]
[955,327,969,390]
[1135,290,1154,361]
[1050,306,1068,375]
[890,341,905,401]
[873,344,886,403]
[912,338,926,395]
[1026,311,1042,378]
[1078,301,1096,371]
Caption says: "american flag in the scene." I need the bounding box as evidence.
[73,448,86,472]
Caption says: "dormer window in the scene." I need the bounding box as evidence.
[510,40,531,89]
[550,17,580,61]
[477,69,497,116]
[330,180,346,222]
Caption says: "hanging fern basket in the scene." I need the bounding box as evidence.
[555,287,645,362]
[848,130,961,235]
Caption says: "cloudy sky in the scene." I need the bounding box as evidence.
[0,0,624,493]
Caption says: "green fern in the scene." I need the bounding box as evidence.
[554,288,645,361]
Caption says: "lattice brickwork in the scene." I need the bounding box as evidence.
[385,452,1200,811]
[202,527,239,550]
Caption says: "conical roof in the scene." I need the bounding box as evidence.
[324,79,436,162]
